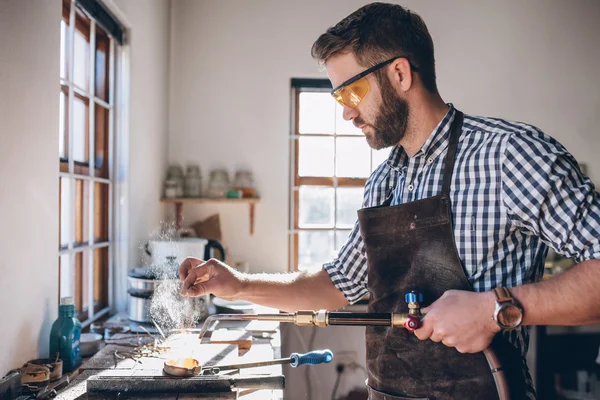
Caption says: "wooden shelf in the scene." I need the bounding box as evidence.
[161,197,260,204]
[160,197,260,235]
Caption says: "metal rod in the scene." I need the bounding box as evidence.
[205,357,292,373]
[197,313,296,340]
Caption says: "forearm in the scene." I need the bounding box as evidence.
[512,259,600,326]
[236,268,349,312]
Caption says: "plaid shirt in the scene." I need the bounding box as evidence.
[324,104,600,399]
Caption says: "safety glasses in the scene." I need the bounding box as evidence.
[331,56,419,108]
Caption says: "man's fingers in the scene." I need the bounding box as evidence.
[179,258,204,282]
[182,264,211,296]
[413,317,433,341]
[187,279,217,297]
[430,332,444,343]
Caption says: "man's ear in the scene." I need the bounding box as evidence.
[389,58,413,93]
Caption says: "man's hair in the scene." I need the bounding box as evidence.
[311,2,437,93]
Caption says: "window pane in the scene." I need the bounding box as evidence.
[299,186,334,228]
[95,27,110,102]
[94,247,109,310]
[336,187,364,228]
[73,11,90,90]
[372,147,392,172]
[74,250,90,321]
[60,18,69,79]
[72,95,89,164]
[298,92,335,134]
[60,178,72,248]
[298,137,334,177]
[336,137,371,178]
[94,105,109,177]
[94,183,109,242]
[75,179,90,246]
[335,103,361,135]
[336,230,352,251]
[59,254,74,298]
[298,231,334,272]
[74,251,89,318]
[59,90,68,160]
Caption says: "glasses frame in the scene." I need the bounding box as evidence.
[330,56,420,97]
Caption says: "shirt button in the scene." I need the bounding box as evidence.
[427,157,434,165]
[408,184,414,191]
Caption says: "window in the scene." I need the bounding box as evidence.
[289,79,391,272]
[59,0,120,323]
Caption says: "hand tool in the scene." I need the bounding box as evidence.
[202,349,333,374]
[163,349,333,377]
[197,291,425,340]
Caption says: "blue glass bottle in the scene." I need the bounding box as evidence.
[49,297,82,372]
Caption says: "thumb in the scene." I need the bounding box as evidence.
[187,278,219,297]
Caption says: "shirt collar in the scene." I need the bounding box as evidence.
[386,104,456,171]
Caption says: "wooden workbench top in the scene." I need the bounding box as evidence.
[54,319,283,400]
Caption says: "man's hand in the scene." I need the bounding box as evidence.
[413,290,501,353]
[179,257,246,300]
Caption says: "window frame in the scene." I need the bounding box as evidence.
[289,79,385,272]
[59,0,119,324]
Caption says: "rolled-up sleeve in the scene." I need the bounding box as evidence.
[323,219,369,304]
[502,130,600,263]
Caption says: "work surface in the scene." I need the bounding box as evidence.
[55,318,283,400]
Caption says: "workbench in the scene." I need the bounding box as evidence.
[54,317,283,400]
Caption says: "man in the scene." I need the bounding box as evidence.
[180,3,600,399]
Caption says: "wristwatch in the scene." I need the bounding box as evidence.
[492,287,523,330]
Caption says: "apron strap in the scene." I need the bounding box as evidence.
[441,110,464,195]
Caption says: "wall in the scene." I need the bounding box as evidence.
[0,0,61,378]
[0,0,170,376]
[168,1,600,399]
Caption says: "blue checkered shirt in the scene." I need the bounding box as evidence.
[324,104,600,399]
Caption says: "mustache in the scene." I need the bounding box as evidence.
[353,117,366,128]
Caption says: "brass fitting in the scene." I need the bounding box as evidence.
[295,311,316,326]
[315,310,328,327]
[391,313,408,327]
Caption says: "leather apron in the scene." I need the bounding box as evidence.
[357,111,526,400]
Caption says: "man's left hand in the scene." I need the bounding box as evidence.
[413,290,501,353]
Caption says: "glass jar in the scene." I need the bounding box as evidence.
[206,169,230,198]
[184,164,202,197]
[164,179,178,198]
[233,170,256,198]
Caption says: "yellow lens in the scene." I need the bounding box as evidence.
[332,77,370,108]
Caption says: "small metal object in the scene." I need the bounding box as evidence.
[151,318,166,339]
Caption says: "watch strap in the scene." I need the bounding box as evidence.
[493,287,513,303]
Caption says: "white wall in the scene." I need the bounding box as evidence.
[0,0,61,378]
[168,1,600,399]
[0,0,170,377]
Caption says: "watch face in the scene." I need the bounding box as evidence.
[498,304,523,328]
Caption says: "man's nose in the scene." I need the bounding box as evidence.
[342,105,358,121]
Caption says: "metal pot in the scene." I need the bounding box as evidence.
[128,276,161,291]
[127,289,152,323]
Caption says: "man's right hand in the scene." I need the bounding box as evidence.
[179,257,246,300]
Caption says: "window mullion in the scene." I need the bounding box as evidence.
[88,20,96,320]
[66,3,77,301]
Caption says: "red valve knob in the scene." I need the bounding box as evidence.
[404,315,421,332]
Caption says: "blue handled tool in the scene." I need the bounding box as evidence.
[290,349,333,367]
[203,349,333,374]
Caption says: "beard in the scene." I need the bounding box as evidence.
[356,78,409,150]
